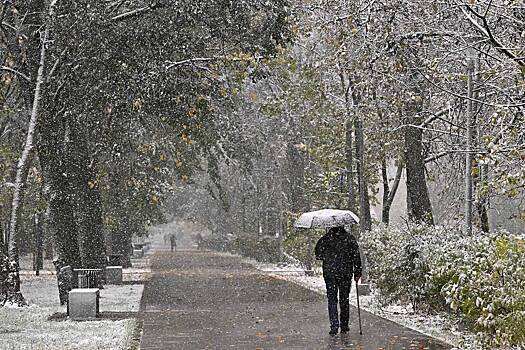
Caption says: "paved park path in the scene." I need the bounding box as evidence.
[139,249,452,350]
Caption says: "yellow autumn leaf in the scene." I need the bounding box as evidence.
[132,98,143,111]
[187,106,198,117]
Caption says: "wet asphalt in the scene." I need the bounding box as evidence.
[139,249,452,350]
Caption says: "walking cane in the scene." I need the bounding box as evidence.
[355,279,363,335]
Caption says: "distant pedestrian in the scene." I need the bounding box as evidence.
[195,233,203,250]
[169,233,177,252]
[315,226,361,336]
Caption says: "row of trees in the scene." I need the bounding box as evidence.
[173,0,523,242]
[1,0,523,307]
[0,0,290,305]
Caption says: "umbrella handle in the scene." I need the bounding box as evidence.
[355,280,363,335]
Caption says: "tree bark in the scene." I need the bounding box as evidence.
[404,116,434,226]
[472,54,490,232]
[343,97,356,212]
[67,120,107,270]
[465,57,474,235]
[381,159,403,225]
[287,114,308,213]
[342,73,371,233]
[340,71,356,212]
[109,228,132,268]
[4,0,58,306]
[108,205,132,268]
[381,160,389,224]
[38,108,82,271]
[355,117,372,233]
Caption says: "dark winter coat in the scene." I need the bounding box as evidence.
[314,227,362,280]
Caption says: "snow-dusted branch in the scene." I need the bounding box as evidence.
[0,66,31,82]
[165,57,217,70]
[1,21,17,32]
[46,48,67,83]
[398,31,459,41]
[419,107,452,128]
[110,2,167,22]
[416,66,525,108]
[425,151,452,164]
[0,182,16,190]
[461,4,525,69]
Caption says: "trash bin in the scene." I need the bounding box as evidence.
[74,269,101,289]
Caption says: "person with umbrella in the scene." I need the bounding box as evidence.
[294,209,363,336]
[315,225,362,336]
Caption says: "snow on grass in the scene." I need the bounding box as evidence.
[250,259,480,350]
[1,252,151,350]
[0,276,142,350]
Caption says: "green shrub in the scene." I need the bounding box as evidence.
[361,224,454,310]
[362,224,525,348]
[441,234,525,348]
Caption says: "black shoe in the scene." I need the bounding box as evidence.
[340,327,349,334]
[329,328,338,336]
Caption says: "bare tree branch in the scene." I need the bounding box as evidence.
[425,151,453,164]
[461,4,525,69]
[165,57,217,70]
[111,2,167,22]
[0,66,31,82]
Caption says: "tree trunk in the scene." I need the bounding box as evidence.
[109,209,132,268]
[381,159,403,225]
[342,73,370,233]
[465,57,474,235]
[404,116,434,226]
[48,183,82,269]
[39,114,82,270]
[345,117,356,213]
[109,229,132,268]
[472,54,490,232]
[0,229,4,254]
[340,72,356,212]
[381,160,390,225]
[4,0,57,306]
[33,213,44,275]
[355,117,372,233]
[67,120,107,270]
[44,235,54,260]
[287,114,308,213]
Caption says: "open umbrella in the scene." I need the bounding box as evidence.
[293,209,360,229]
[294,208,363,335]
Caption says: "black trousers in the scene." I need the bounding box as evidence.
[324,274,351,330]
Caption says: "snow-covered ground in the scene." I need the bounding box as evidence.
[0,253,151,350]
[252,260,481,350]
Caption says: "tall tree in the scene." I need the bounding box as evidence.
[3,0,57,306]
